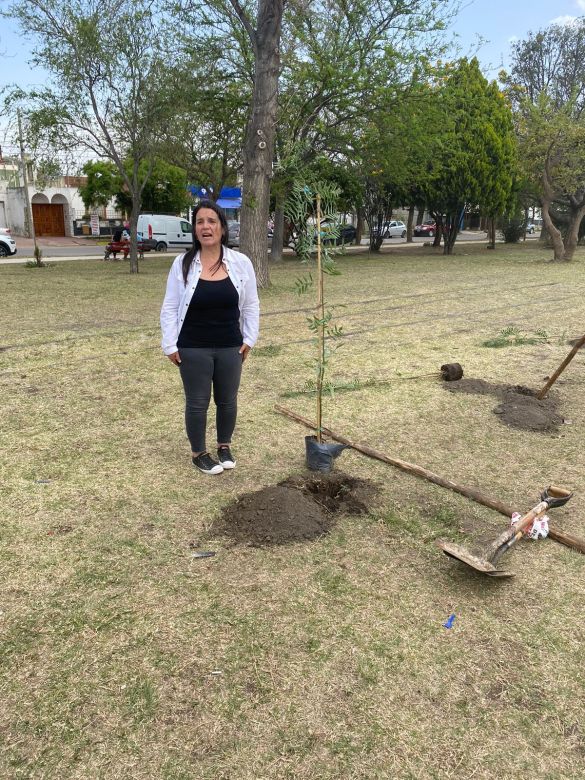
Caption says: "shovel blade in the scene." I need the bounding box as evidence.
[485,569,515,578]
[437,540,512,577]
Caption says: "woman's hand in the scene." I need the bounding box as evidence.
[239,344,251,362]
[167,351,182,366]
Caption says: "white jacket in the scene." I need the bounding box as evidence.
[160,247,260,355]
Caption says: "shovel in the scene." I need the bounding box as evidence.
[437,486,573,577]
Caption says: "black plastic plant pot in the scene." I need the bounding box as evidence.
[305,435,346,472]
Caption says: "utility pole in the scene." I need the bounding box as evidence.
[17,108,39,256]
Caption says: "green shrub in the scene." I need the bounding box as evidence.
[499,216,526,243]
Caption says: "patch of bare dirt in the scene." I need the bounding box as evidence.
[206,473,377,547]
[445,378,563,432]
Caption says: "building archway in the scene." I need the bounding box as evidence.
[32,193,66,236]
[51,194,72,236]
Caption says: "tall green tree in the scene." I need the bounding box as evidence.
[115,159,190,215]
[354,74,439,251]
[423,58,516,254]
[78,160,119,214]
[182,0,460,278]
[162,42,250,199]
[6,0,182,273]
[271,0,459,260]
[502,20,585,261]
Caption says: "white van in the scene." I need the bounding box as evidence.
[137,214,192,253]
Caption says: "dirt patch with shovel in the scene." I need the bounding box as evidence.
[206,473,378,547]
[445,378,563,432]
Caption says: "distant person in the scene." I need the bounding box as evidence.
[160,200,260,475]
[112,227,123,242]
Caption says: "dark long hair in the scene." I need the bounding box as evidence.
[182,200,230,284]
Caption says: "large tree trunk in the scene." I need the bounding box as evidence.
[442,213,459,255]
[354,207,364,245]
[433,213,442,247]
[128,204,140,274]
[487,216,496,250]
[562,203,585,260]
[270,198,285,262]
[237,0,284,288]
[541,198,566,261]
[128,169,141,274]
[406,204,415,243]
[416,206,425,225]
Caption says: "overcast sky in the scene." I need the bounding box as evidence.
[1,0,584,154]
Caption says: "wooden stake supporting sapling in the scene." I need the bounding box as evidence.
[315,193,324,442]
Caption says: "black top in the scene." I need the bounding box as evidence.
[178,275,243,348]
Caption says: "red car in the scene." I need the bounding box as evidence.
[413,220,436,237]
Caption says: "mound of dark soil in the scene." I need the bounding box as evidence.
[493,388,563,432]
[445,378,563,432]
[206,473,377,547]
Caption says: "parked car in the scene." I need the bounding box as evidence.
[526,223,536,234]
[227,220,241,247]
[227,220,274,248]
[413,220,437,237]
[333,224,357,245]
[0,233,17,257]
[0,227,11,235]
[373,220,407,239]
[319,219,357,245]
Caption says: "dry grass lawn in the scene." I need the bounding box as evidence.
[1,241,585,779]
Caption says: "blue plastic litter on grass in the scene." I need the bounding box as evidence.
[443,613,456,629]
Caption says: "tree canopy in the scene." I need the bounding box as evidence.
[503,20,585,261]
[114,158,190,216]
[78,160,119,213]
[423,58,516,253]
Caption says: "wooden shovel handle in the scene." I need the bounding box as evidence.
[485,501,549,560]
[537,334,585,399]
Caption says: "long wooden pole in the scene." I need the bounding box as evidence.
[315,194,324,443]
[536,334,585,399]
[274,404,585,555]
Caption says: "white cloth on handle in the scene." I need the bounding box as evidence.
[510,511,549,540]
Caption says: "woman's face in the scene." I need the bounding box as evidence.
[195,208,223,249]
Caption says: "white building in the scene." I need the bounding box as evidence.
[0,155,122,236]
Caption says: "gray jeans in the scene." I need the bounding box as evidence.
[178,347,242,452]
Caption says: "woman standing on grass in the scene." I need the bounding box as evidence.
[160,201,260,475]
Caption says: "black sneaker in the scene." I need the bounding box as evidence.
[192,452,224,475]
[217,445,236,469]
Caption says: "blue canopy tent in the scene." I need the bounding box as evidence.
[188,186,242,218]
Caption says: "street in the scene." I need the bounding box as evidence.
[1,230,539,264]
